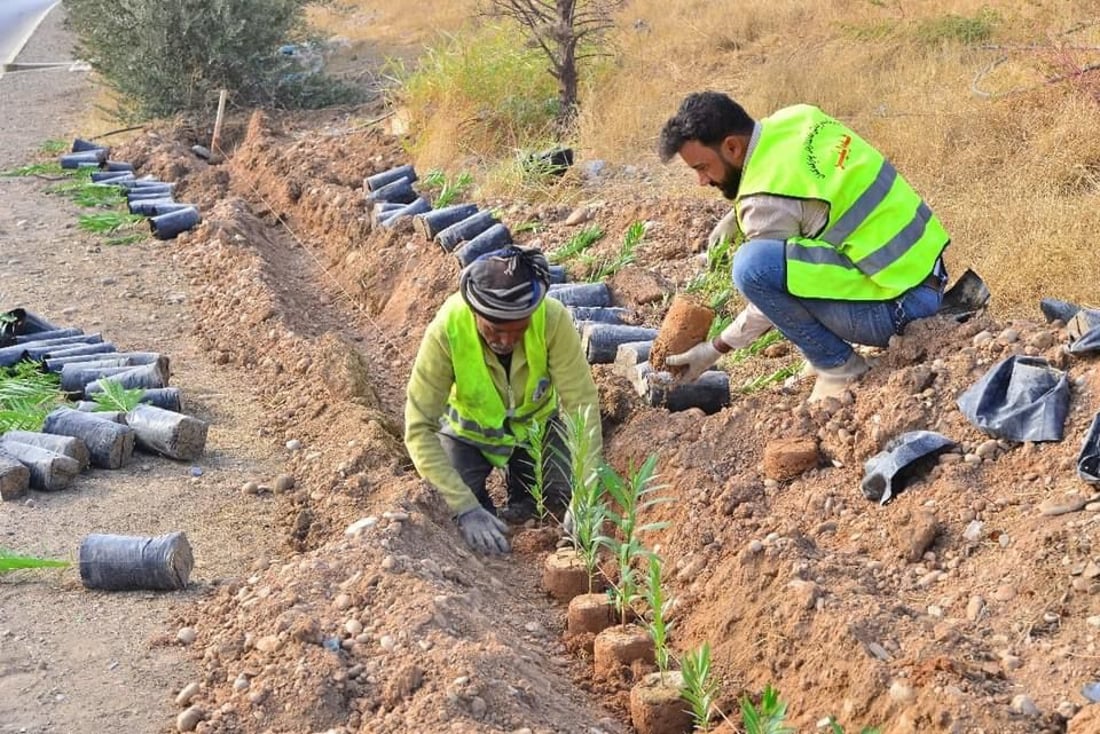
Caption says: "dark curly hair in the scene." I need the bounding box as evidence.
[658,91,755,162]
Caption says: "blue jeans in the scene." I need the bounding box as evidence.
[731,238,944,369]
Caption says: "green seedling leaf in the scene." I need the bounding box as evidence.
[90,377,145,412]
[78,212,146,235]
[0,549,70,574]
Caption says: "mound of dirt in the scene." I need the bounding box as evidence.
[115,113,1100,734]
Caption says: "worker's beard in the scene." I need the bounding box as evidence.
[710,157,743,200]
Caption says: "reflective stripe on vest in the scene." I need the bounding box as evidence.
[441,293,556,465]
[737,105,949,301]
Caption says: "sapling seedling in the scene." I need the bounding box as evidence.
[825,718,881,734]
[90,377,146,413]
[740,685,795,734]
[555,404,607,594]
[520,417,551,524]
[583,220,645,281]
[642,554,674,681]
[550,225,604,264]
[680,642,719,733]
[598,453,669,626]
[423,168,474,208]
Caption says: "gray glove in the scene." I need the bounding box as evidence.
[707,209,739,250]
[666,340,724,382]
[456,507,510,555]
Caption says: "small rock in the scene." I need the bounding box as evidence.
[176,682,201,707]
[273,474,295,494]
[241,481,259,496]
[564,206,591,226]
[345,517,378,536]
[379,635,396,650]
[176,706,204,732]
[469,695,487,719]
[993,584,1017,602]
[889,680,916,704]
[285,439,302,451]
[334,593,352,610]
[233,675,250,693]
[966,596,984,621]
[177,627,197,645]
[1010,694,1039,716]
[997,328,1020,345]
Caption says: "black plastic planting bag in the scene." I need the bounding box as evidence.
[79,531,193,591]
[1079,413,1100,484]
[1069,325,1100,356]
[937,269,990,322]
[956,355,1069,441]
[861,430,957,505]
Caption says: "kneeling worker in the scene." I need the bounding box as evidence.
[404,246,601,555]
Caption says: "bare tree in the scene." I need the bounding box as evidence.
[481,0,623,125]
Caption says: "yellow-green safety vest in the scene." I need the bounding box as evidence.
[441,293,557,466]
[736,105,949,301]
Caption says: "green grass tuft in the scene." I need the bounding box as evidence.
[0,549,70,574]
[78,212,146,235]
[914,9,997,46]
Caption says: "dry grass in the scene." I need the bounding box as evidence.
[318,0,1100,315]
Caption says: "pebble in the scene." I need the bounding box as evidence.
[972,331,993,347]
[993,584,1017,602]
[273,474,295,493]
[176,706,204,732]
[966,596,984,621]
[564,206,591,226]
[334,593,352,610]
[285,439,302,451]
[379,635,396,650]
[383,511,409,522]
[241,481,259,496]
[233,675,250,692]
[176,682,200,707]
[1010,694,1039,716]
[889,680,916,704]
[177,627,197,645]
[345,517,378,536]
[345,619,363,636]
[1086,616,1100,628]
[524,621,545,635]
[975,439,1000,460]
[469,696,487,719]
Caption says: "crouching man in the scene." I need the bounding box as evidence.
[404,246,601,554]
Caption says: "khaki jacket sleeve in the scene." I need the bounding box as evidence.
[404,317,483,516]
[544,300,603,455]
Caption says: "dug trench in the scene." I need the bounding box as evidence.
[112,109,1100,734]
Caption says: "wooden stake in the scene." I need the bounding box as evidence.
[211,89,228,158]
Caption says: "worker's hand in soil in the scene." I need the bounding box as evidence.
[456,507,511,555]
[708,209,739,250]
[666,340,723,382]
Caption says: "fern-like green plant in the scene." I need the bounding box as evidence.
[555,405,607,594]
[740,685,795,734]
[0,363,64,432]
[90,377,145,412]
[680,643,719,733]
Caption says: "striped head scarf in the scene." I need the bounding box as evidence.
[459,246,551,322]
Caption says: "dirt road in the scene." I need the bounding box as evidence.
[0,8,280,733]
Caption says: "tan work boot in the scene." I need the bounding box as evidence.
[808,353,870,403]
